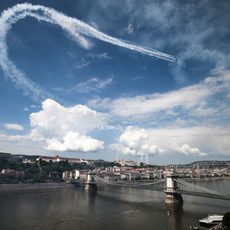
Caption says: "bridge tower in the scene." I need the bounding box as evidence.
[164,172,183,204]
[85,172,97,190]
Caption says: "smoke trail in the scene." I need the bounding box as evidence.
[0,3,176,100]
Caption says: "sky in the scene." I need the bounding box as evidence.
[0,0,229,165]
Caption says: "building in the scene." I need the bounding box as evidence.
[36,155,83,164]
[62,170,80,181]
[1,169,16,176]
[55,156,82,164]
[36,156,56,162]
[117,159,140,167]
[1,169,24,178]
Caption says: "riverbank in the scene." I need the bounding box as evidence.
[1,177,229,191]
[185,177,230,182]
[0,182,74,191]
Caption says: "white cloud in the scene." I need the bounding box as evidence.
[4,123,24,131]
[86,52,112,60]
[30,104,38,109]
[74,77,113,93]
[116,125,230,157]
[89,70,230,120]
[23,105,39,112]
[29,99,106,152]
[96,53,112,60]
[125,23,134,34]
[117,126,164,156]
[75,59,91,70]
[179,144,206,156]
[46,132,104,152]
[0,132,48,155]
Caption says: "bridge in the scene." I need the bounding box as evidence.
[89,173,230,203]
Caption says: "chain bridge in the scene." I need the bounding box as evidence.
[93,174,230,203]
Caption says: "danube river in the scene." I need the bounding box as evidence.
[0,180,229,230]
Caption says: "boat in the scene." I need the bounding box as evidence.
[199,214,223,228]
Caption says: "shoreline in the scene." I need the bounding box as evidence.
[0,182,74,191]
[184,177,230,182]
[0,177,229,191]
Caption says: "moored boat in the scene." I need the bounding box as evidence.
[199,214,223,228]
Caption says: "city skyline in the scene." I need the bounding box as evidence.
[0,0,229,164]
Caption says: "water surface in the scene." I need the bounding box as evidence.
[0,180,229,230]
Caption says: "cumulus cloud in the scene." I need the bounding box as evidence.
[115,125,230,157]
[179,144,206,156]
[0,3,175,100]
[4,123,24,131]
[46,132,104,152]
[29,98,105,152]
[117,126,164,156]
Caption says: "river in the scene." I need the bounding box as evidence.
[0,179,229,230]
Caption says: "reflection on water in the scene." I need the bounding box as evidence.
[0,180,229,230]
[165,203,184,230]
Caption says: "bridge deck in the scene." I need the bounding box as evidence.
[96,180,230,200]
[95,176,230,200]
[180,190,230,200]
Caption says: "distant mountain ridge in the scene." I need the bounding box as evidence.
[187,160,230,167]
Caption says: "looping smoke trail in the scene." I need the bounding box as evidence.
[0,3,176,100]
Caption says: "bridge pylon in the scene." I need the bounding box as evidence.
[85,172,97,190]
[164,172,183,204]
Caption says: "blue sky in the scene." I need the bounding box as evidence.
[0,0,229,164]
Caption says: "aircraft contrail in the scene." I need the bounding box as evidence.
[0,3,176,100]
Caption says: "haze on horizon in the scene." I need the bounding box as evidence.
[0,0,229,165]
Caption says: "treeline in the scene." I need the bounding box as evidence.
[0,158,120,184]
